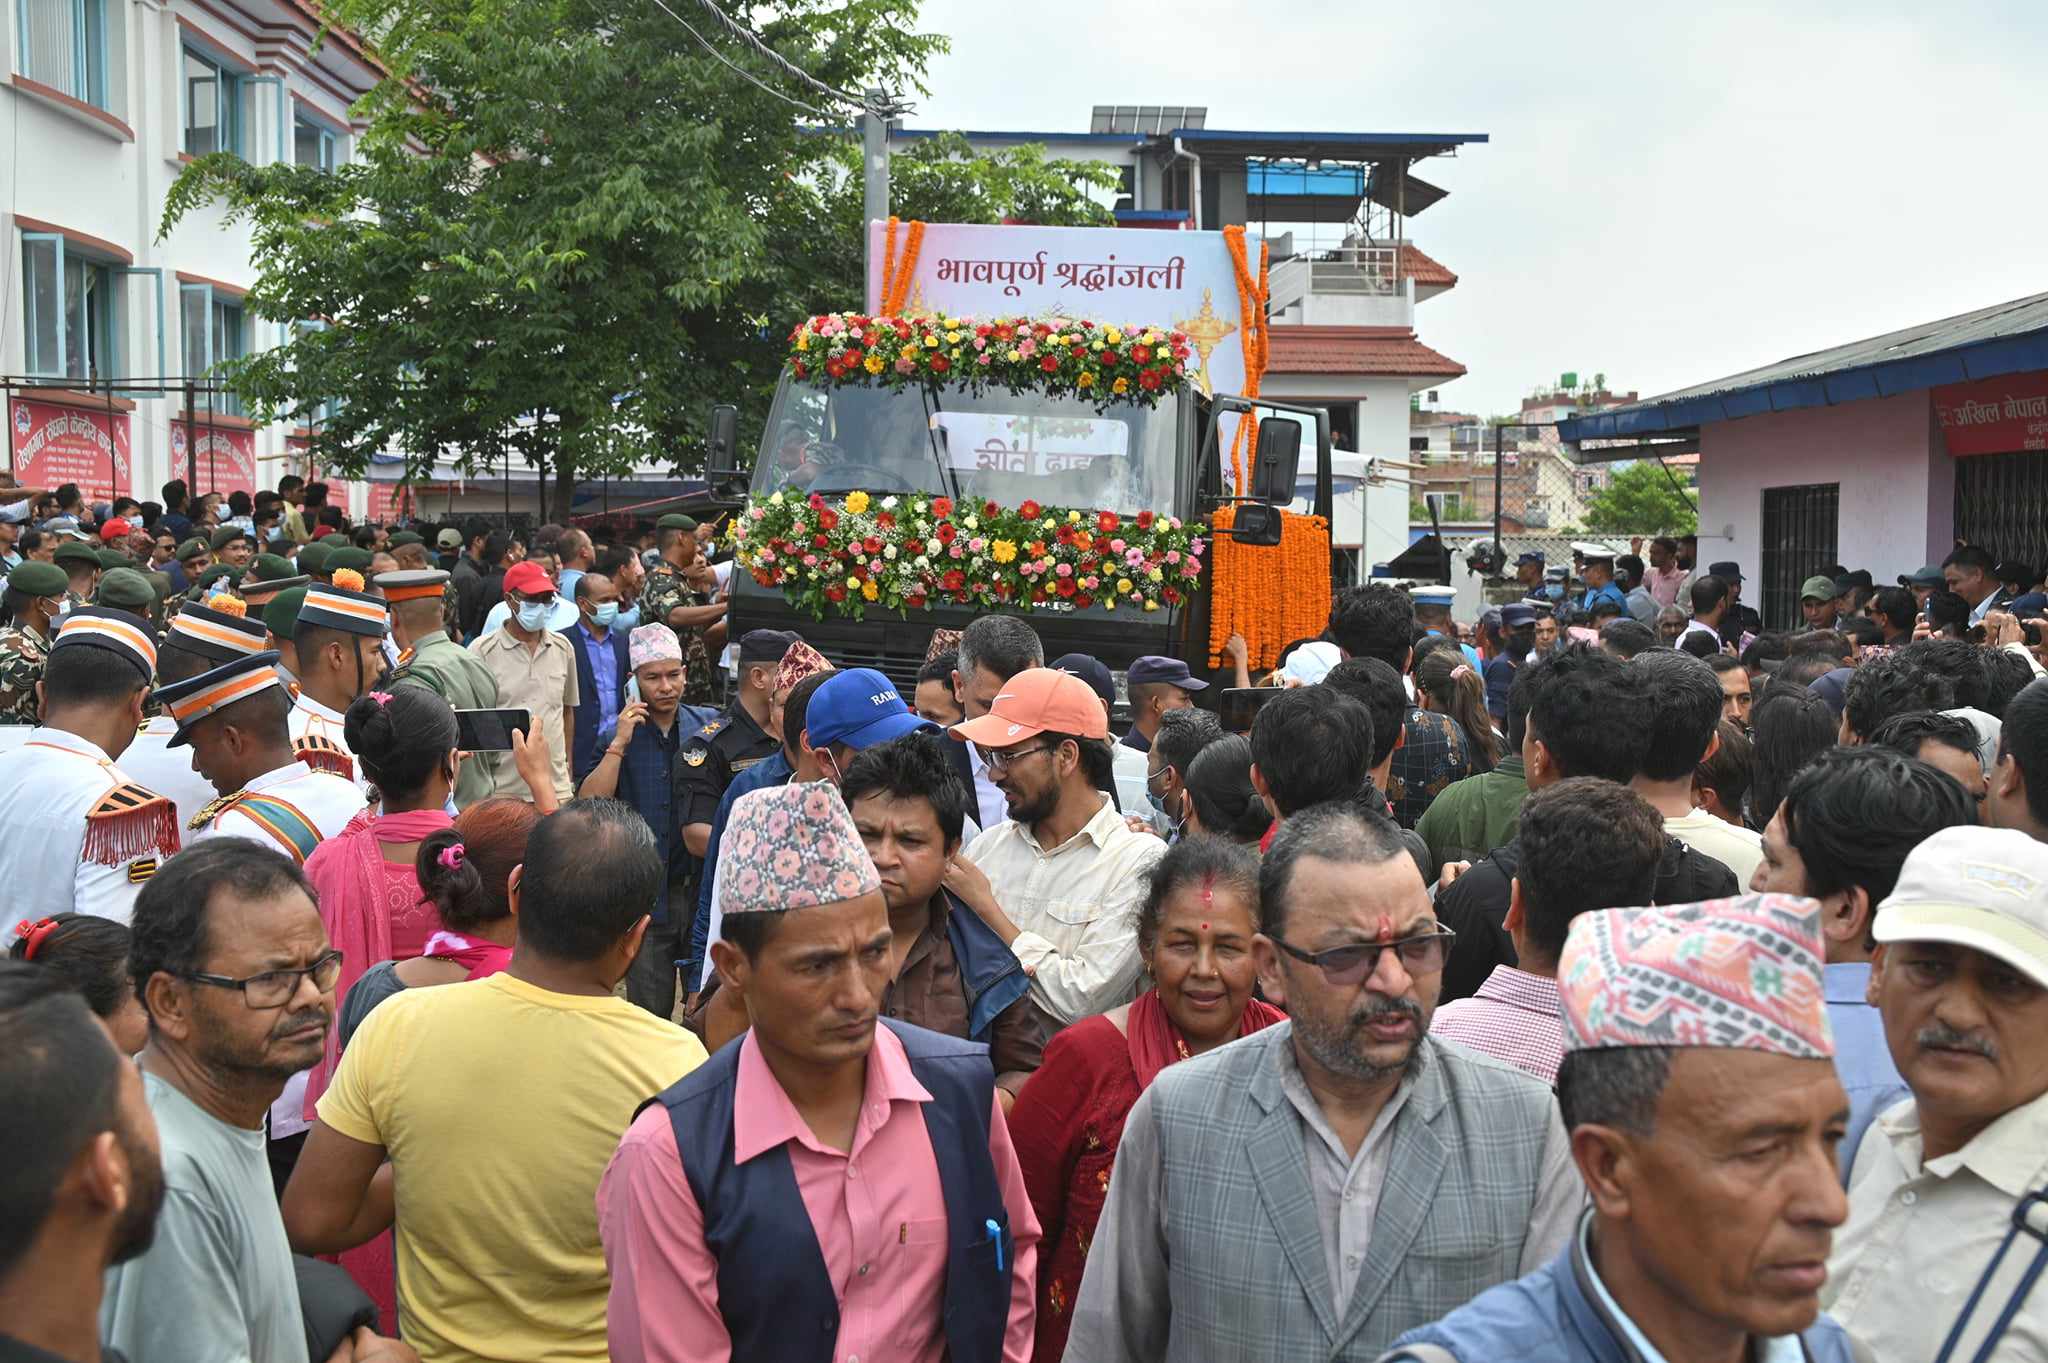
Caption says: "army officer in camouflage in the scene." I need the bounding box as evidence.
[0,560,67,724]
[380,568,501,807]
[639,512,725,707]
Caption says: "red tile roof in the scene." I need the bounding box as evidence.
[1399,244,1458,288]
[1266,326,1467,379]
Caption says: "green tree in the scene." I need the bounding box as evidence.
[163,3,1118,518]
[1580,460,1698,535]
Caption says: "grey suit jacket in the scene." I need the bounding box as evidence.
[1062,1025,1579,1363]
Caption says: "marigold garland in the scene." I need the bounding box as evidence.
[1222,226,1272,496]
[1206,505,1331,672]
[877,217,927,317]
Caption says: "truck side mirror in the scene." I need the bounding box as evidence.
[1249,418,1303,505]
[705,404,741,485]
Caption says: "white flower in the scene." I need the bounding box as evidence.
[883,545,898,560]
[963,516,979,531]
[768,491,784,506]
[881,495,899,510]
[915,554,931,569]
[913,499,929,514]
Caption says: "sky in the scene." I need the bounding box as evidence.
[902,0,2048,418]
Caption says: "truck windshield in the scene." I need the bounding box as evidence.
[752,377,1181,516]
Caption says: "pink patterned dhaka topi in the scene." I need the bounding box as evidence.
[718,780,881,916]
[1557,893,1834,1059]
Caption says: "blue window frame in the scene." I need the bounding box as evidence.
[181,282,247,416]
[16,0,107,109]
[22,232,123,382]
[182,45,244,157]
[294,114,341,171]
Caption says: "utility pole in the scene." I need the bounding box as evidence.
[860,88,891,290]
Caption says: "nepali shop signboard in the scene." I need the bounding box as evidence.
[171,420,257,496]
[1933,372,2048,457]
[9,399,131,502]
[864,222,1254,404]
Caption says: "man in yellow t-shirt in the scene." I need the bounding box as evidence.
[280,801,709,1363]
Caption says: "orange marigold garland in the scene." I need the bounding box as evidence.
[876,218,927,318]
[1207,505,1331,673]
[1222,226,1272,496]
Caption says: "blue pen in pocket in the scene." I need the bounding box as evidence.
[985,1218,1004,1274]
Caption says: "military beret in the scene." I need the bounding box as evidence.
[209,525,251,551]
[656,513,698,532]
[55,541,102,569]
[387,530,425,548]
[324,546,374,574]
[295,540,332,575]
[95,549,131,571]
[5,561,69,596]
[95,567,158,610]
[244,553,298,583]
[176,537,210,561]
[263,585,309,640]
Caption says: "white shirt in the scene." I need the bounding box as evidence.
[962,792,1166,1025]
[1663,809,1765,887]
[121,716,225,834]
[970,751,1007,831]
[475,594,580,640]
[1110,741,1158,832]
[1826,1090,2048,1362]
[0,726,162,934]
[288,692,369,793]
[189,760,367,856]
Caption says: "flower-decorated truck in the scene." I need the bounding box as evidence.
[704,220,1335,694]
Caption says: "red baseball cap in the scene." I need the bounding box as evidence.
[99,517,132,543]
[950,667,1109,746]
[503,560,557,597]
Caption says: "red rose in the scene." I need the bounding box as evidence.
[849,315,869,328]
[1138,369,1163,391]
[1072,346,1089,362]
[825,584,847,602]
[894,320,912,339]
[1041,355,1059,373]
[1055,578,1077,598]
[1136,510,1155,530]
[942,569,966,592]
[862,535,883,553]
[812,533,829,549]
[808,492,826,510]
[1031,588,1048,604]
[1074,594,1094,611]
[1099,349,1119,367]
[1018,499,1042,520]
[982,501,1000,519]
[906,594,927,609]
[936,523,958,544]
[1056,525,1076,545]
[850,562,868,581]
[876,511,895,530]
[930,353,951,374]
[931,496,953,518]
[1163,587,1182,606]
[818,508,839,530]
[993,324,1014,341]
[843,346,864,367]
[1097,510,1119,533]
[793,361,808,379]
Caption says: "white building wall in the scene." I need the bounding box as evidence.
[2,0,371,501]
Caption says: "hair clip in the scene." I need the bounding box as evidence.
[369,691,394,707]
[13,917,61,961]
[437,843,466,871]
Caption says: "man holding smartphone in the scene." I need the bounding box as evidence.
[475,561,580,805]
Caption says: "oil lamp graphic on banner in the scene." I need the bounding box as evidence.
[1174,289,1238,399]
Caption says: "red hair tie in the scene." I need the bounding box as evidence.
[13,917,61,961]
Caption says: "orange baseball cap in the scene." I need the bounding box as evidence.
[949,667,1109,746]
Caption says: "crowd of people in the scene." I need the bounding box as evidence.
[2,477,2046,1363]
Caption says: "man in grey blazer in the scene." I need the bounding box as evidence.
[1064,802,1583,1363]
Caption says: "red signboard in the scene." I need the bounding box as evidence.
[1933,371,2048,457]
[172,419,257,496]
[8,399,131,502]
[367,480,416,522]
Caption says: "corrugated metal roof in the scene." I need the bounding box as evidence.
[1560,290,2048,443]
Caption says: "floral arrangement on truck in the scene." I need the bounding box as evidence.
[732,312,1207,621]
[734,490,1205,623]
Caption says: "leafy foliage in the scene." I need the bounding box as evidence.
[1579,459,1698,535]
[162,2,1116,514]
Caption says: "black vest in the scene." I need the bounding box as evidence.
[642,1019,1011,1363]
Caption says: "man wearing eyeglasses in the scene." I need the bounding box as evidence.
[103,838,417,1363]
[1065,802,1582,1363]
[947,667,1167,1028]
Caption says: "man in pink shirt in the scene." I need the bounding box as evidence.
[1644,535,1689,609]
[599,780,1039,1363]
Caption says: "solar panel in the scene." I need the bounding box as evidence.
[1089,104,1208,134]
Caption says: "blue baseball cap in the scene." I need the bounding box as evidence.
[1516,550,1545,566]
[1501,603,1537,629]
[804,667,939,750]
[1125,654,1209,693]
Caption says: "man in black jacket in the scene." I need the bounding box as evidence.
[1434,647,1739,1003]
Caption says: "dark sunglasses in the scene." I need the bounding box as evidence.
[1269,929,1457,986]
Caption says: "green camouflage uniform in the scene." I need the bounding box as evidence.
[641,562,716,706]
[0,622,51,724]
[388,627,503,807]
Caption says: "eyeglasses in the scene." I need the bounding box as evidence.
[977,742,1057,773]
[1269,929,1457,986]
[179,949,344,1008]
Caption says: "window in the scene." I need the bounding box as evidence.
[293,114,341,171]
[17,0,107,108]
[183,46,243,156]
[181,283,247,416]
[1761,483,1840,631]
[22,234,120,382]
[1955,452,2048,575]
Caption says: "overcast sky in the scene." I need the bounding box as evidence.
[905,0,2048,418]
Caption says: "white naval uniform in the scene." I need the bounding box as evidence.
[288,691,367,792]
[188,760,366,1139]
[120,715,224,833]
[0,727,173,936]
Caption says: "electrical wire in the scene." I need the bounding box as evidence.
[646,0,835,119]
[646,0,907,118]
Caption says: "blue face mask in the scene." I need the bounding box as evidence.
[589,602,619,629]
[516,600,552,632]
[612,603,641,631]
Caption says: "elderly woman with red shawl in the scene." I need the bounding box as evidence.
[1006,835,1284,1363]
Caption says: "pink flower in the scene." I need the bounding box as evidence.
[1018,338,1038,358]
[894,356,916,375]
[1056,563,1073,578]
[1165,550,1181,564]
[759,550,777,564]
[1184,559,1201,576]
[803,553,819,567]
[1168,517,1182,531]
[976,352,993,366]
[750,506,766,520]
[949,544,965,559]
[973,336,988,351]
[1125,548,1145,567]
[1082,576,1098,591]
[1188,537,1206,555]
[969,537,986,553]
[817,318,842,336]
[1109,538,1126,553]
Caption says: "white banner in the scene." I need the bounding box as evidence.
[932,411,1131,477]
[864,222,1254,405]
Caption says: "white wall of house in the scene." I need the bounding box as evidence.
[1695,390,1955,586]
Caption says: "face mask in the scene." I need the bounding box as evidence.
[612,603,641,631]
[589,602,619,629]
[516,601,552,632]
[54,598,72,618]
[1145,785,1184,832]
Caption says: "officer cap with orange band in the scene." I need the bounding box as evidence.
[154,650,287,748]
[167,597,271,665]
[296,581,389,639]
[52,608,158,684]
[372,568,450,606]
